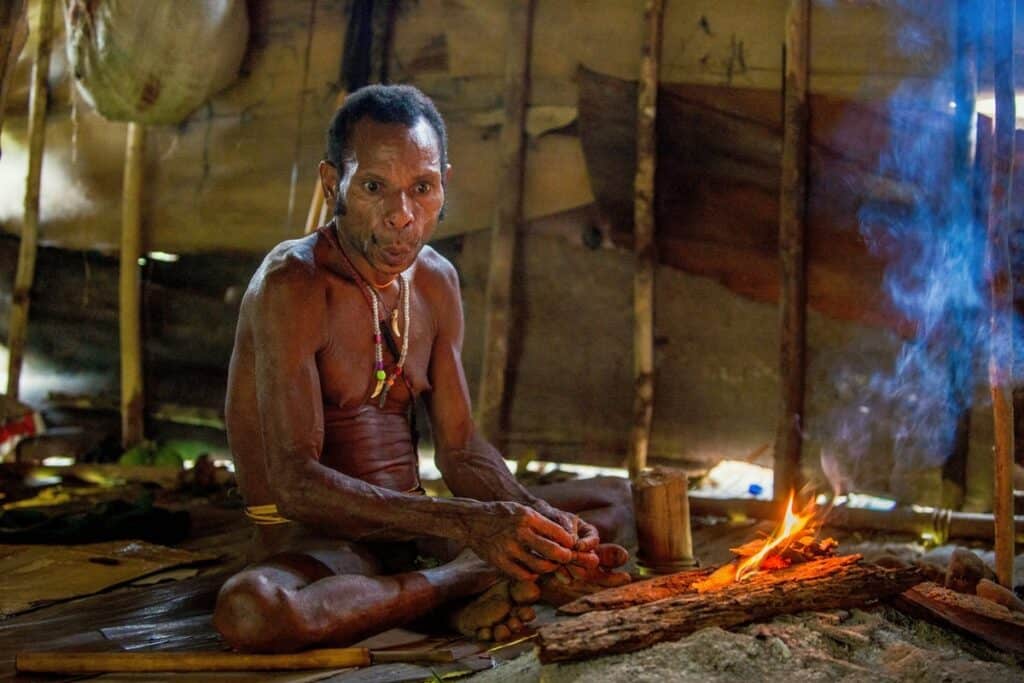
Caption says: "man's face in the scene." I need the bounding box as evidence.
[323,117,448,277]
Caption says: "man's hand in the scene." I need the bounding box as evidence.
[464,502,577,581]
[530,501,601,571]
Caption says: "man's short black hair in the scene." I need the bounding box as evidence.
[325,84,448,172]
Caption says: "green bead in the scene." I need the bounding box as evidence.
[376,370,387,380]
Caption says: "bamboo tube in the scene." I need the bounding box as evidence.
[120,122,146,448]
[774,0,811,502]
[688,496,1024,542]
[5,0,54,399]
[627,0,665,480]
[633,467,697,574]
[988,0,1016,590]
[305,90,350,235]
[477,0,535,440]
[16,648,455,674]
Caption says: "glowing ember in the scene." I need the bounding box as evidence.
[735,492,817,582]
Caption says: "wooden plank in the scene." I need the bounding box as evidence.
[536,555,921,663]
[477,0,535,440]
[988,0,1016,589]
[5,0,54,399]
[627,0,664,479]
[774,0,810,502]
[119,123,146,448]
[894,582,1024,656]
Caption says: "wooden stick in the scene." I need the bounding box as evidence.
[632,467,696,573]
[537,555,921,663]
[688,495,1024,541]
[627,0,665,479]
[0,0,27,148]
[774,0,811,502]
[5,0,54,399]
[477,0,535,440]
[304,89,350,235]
[16,648,455,674]
[988,0,1016,590]
[120,122,146,448]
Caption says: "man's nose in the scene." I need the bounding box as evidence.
[385,191,414,230]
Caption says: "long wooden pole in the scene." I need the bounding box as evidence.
[773,0,811,502]
[120,123,146,448]
[477,0,535,440]
[627,0,665,479]
[5,0,54,399]
[17,648,454,674]
[988,0,1016,590]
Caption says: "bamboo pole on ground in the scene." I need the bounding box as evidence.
[773,0,811,502]
[5,0,54,399]
[120,123,146,448]
[477,0,535,440]
[988,0,1016,590]
[627,0,665,480]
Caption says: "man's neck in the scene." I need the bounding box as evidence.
[331,222,397,289]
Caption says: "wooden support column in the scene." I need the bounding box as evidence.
[5,0,54,399]
[477,0,534,440]
[988,0,1016,590]
[773,0,811,502]
[120,123,146,448]
[627,0,665,479]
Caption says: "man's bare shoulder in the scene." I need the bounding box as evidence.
[247,234,325,300]
[412,245,460,294]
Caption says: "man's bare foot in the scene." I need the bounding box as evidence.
[451,579,541,642]
[540,543,631,606]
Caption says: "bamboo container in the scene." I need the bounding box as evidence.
[633,467,698,574]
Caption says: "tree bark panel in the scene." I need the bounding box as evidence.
[894,582,1024,656]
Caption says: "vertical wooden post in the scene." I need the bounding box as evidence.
[477,0,535,440]
[120,122,146,448]
[988,0,1016,590]
[5,0,54,399]
[774,0,811,502]
[627,0,665,480]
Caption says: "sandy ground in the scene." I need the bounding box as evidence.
[471,606,1023,683]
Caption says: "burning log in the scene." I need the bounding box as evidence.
[537,554,921,663]
[895,582,1024,656]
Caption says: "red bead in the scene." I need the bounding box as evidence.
[395,367,403,376]
[374,335,382,343]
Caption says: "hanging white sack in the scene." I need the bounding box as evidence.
[64,0,248,125]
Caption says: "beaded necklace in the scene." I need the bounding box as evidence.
[336,238,411,408]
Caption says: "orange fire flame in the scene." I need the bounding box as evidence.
[735,492,817,581]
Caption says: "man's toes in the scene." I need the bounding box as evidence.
[493,624,512,641]
[506,616,523,632]
[509,580,540,604]
[476,626,492,641]
[515,605,535,622]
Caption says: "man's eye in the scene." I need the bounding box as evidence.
[415,182,431,194]
[363,181,381,193]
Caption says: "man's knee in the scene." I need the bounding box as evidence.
[214,571,309,653]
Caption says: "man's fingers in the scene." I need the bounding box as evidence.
[571,550,600,571]
[510,545,561,575]
[596,543,629,569]
[525,510,577,549]
[494,554,537,582]
[520,526,574,564]
[573,521,601,552]
[595,569,632,587]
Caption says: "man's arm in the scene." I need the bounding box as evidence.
[423,258,601,564]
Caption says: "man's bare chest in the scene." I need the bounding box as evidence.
[316,285,434,410]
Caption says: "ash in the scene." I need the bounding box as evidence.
[472,607,1022,682]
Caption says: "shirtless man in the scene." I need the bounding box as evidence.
[214,85,632,653]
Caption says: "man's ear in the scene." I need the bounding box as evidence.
[319,160,340,198]
[443,163,452,186]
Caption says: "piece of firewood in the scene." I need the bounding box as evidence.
[537,555,921,663]
[558,567,714,615]
[894,582,1024,656]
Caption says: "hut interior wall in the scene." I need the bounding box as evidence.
[0,1,1011,506]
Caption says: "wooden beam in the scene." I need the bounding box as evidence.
[5,0,54,399]
[477,0,535,440]
[120,123,146,448]
[988,0,1016,589]
[627,0,665,479]
[774,0,811,501]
